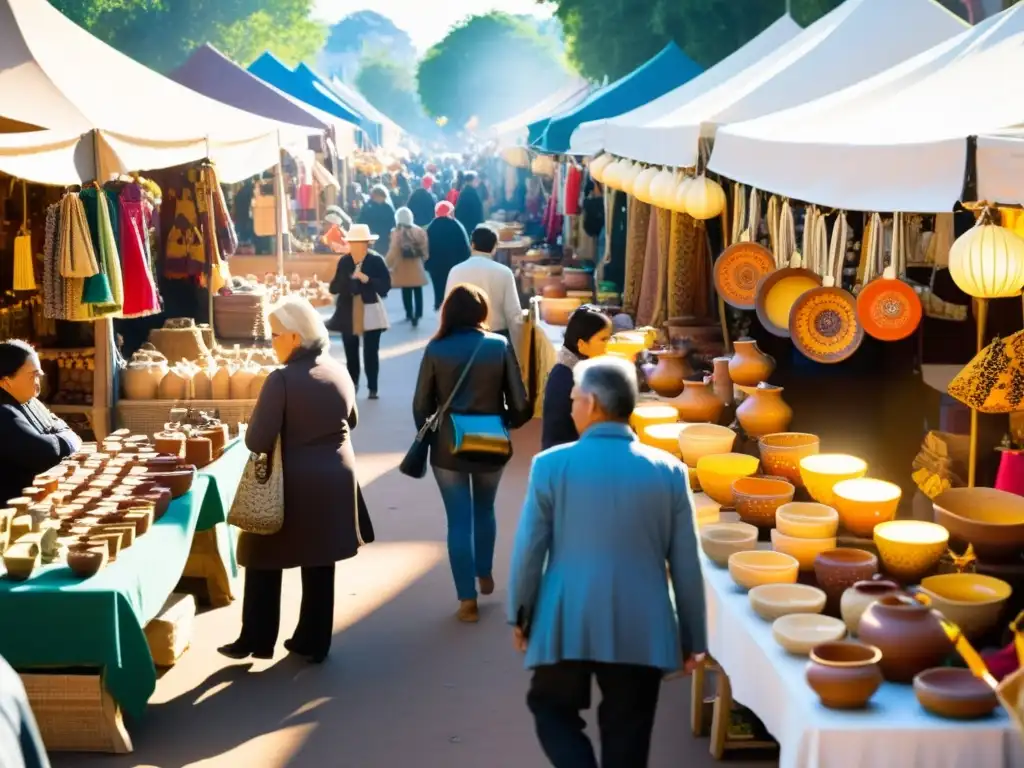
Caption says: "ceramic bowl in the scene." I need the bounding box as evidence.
[3,541,40,580]
[771,529,837,571]
[732,476,795,528]
[772,614,847,655]
[700,522,758,567]
[806,641,884,710]
[728,550,799,591]
[692,493,721,527]
[641,422,688,458]
[629,404,679,435]
[832,478,902,537]
[932,487,1024,563]
[677,423,737,466]
[776,502,840,539]
[540,297,584,326]
[918,573,1012,639]
[748,583,826,621]
[66,543,108,578]
[696,453,761,506]
[913,668,999,719]
[813,548,879,613]
[758,432,820,486]
[799,454,868,506]
[873,521,949,583]
[146,466,195,499]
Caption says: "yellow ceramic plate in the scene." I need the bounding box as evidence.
[755,268,822,338]
[790,286,865,364]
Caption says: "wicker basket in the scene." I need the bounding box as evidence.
[116,399,256,436]
[20,673,132,753]
[149,325,210,364]
[214,292,270,342]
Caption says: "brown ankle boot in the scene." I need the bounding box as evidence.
[457,599,479,623]
[478,576,495,596]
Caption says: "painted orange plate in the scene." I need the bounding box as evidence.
[789,286,864,364]
[755,268,822,338]
[857,276,923,342]
[714,242,776,310]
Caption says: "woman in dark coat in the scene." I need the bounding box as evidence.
[326,224,392,399]
[358,184,397,253]
[0,340,81,502]
[406,180,437,227]
[453,173,485,236]
[424,201,471,312]
[220,296,374,664]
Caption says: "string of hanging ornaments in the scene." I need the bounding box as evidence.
[588,151,726,221]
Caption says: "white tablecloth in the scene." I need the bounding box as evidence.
[702,551,1023,768]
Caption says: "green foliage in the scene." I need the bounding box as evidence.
[325,10,416,65]
[48,0,325,72]
[355,52,434,136]
[417,12,574,130]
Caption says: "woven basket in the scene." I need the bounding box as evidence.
[116,399,256,436]
[149,326,210,364]
[20,673,132,753]
[214,292,270,342]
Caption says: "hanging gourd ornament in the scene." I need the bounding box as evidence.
[671,173,695,214]
[632,166,659,204]
[648,167,675,209]
[948,220,1024,299]
[605,159,629,191]
[590,153,613,183]
[684,175,727,220]
[621,162,643,196]
[531,154,556,177]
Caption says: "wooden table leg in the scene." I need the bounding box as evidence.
[690,658,709,737]
[709,665,732,760]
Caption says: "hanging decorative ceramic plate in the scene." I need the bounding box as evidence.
[755,268,822,338]
[856,268,923,342]
[789,286,864,364]
[714,242,776,310]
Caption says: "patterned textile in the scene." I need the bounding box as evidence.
[623,196,652,316]
[667,212,709,320]
[651,207,673,328]
[948,330,1024,414]
[635,206,661,327]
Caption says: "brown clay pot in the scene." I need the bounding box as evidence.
[147,467,195,499]
[913,668,999,719]
[806,641,883,709]
[67,543,108,578]
[198,424,229,457]
[728,338,775,386]
[140,488,172,520]
[185,437,213,468]
[671,379,724,423]
[736,383,793,438]
[856,595,954,683]
[665,317,725,359]
[646,349,692,398]
[154,431,187,458]
[840,578,903,635]
[712,357,734,406]
[814,548,879,616]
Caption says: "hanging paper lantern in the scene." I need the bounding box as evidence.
[531,154,556,177]
[633,166,659,204]
[672,174,695,214]
[684,175,727,220]
[649,168,676,209]
[605,159,630,191]
[622,162,643,196]
[590,153,613,183]
[948,223,1024,299]
[501,146,530,169]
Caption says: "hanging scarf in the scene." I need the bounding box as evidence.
[58,193,99,279]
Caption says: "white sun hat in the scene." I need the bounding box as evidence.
[345,223,379,242]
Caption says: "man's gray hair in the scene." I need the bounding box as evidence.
[573,355,637,419]
[268,295,330,351]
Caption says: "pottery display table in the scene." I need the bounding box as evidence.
[0,477,210,754]
[523,299,564,418]
[700,546,1022,768]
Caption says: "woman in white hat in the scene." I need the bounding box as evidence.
[385,207,429,327]
[326,223,392,399]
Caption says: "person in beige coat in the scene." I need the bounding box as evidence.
[386,206,429,327]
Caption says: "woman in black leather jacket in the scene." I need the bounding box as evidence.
[412,284,531,622]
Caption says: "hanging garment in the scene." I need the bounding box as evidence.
[210,167,238,258]
[635,207,662,328]
[651,208,673,327]
[668,212,709,320]
[120,184,160,317]
[58,193,99,279]
[622,196,651,316]
[564,165,582,216]
[164,181,207,280]
[42,202,64,319]
[79,186,122,315]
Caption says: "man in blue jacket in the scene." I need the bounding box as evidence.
[508,355,706,768]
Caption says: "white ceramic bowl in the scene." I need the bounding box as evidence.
[678,423,737,467]
[728,550,799,590]
[700,522,757,567]
[771,529,838,571]
[775,502,840,539]
[748,583,827,622]
[772,614,847,655]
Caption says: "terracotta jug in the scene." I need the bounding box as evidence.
[728,338,775,386]
[856,594,953,683]
[736,383,793,437]
[712,357,734,406]
[840,578,902,636]
[671,379,724,424]
[646,349,691,398]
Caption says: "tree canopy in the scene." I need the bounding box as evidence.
[49,0,325,72]
[356,52,436,137]
[417,12,575,130]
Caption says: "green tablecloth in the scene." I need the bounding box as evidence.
[0,476,210,721]
[196,438,248,579]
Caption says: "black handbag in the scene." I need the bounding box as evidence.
[399,338,487,478]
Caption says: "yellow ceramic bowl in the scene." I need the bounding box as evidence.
[748,583,826,621]
[696,453,760,506]
[799,454,868,506]
[700,522,758,567]
[641,422,688,457]
[607,331,650,361]
[771,529,837,571]
[728,550,799,591]
[678,423,737,466]
[732,476,795,528]
[693,493,722,528]
[776,502,840,539]
[919,574,1013,639]
[873,521,949,583]
[832,478,901,538]
[772,614,847,655]
[758,432,820,487]
[629,404,678,435]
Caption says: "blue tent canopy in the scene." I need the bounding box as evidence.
[294,63,385,146]
[248,53,365,131]
[530,43,703,154]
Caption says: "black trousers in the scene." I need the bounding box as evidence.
[401,287,423,320]
[341,329,382,391]
[430,269,450,311]
[239,565,335,657]
[527,661,662,768]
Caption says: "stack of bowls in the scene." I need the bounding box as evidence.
[677,424,737,487]
[772,502,839,571]
[732,476,795,529]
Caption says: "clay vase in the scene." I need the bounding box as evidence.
[736,384,793,438]
[728,338,775,386]
[840,579,902,636]
[646,349,692,398]
[857,595,954,683]
[671,379,724,424]
[712,357,734,406]
[806,641,884,709]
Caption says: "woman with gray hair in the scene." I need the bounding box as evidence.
[385,206,429,327]
[219,295,374,665]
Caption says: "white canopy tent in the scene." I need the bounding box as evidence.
[611,0,966,169]
[977,127,1024,207]
[488,79,591,149]
[0,0,313,185]
[569,16,802,157]
[710,4,1024,213]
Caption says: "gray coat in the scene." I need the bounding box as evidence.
[237,347,374,570]
[507,422,707,671]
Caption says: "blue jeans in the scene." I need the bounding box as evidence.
[432,466,503,600]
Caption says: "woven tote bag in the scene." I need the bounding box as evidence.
[228,436,284,534]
